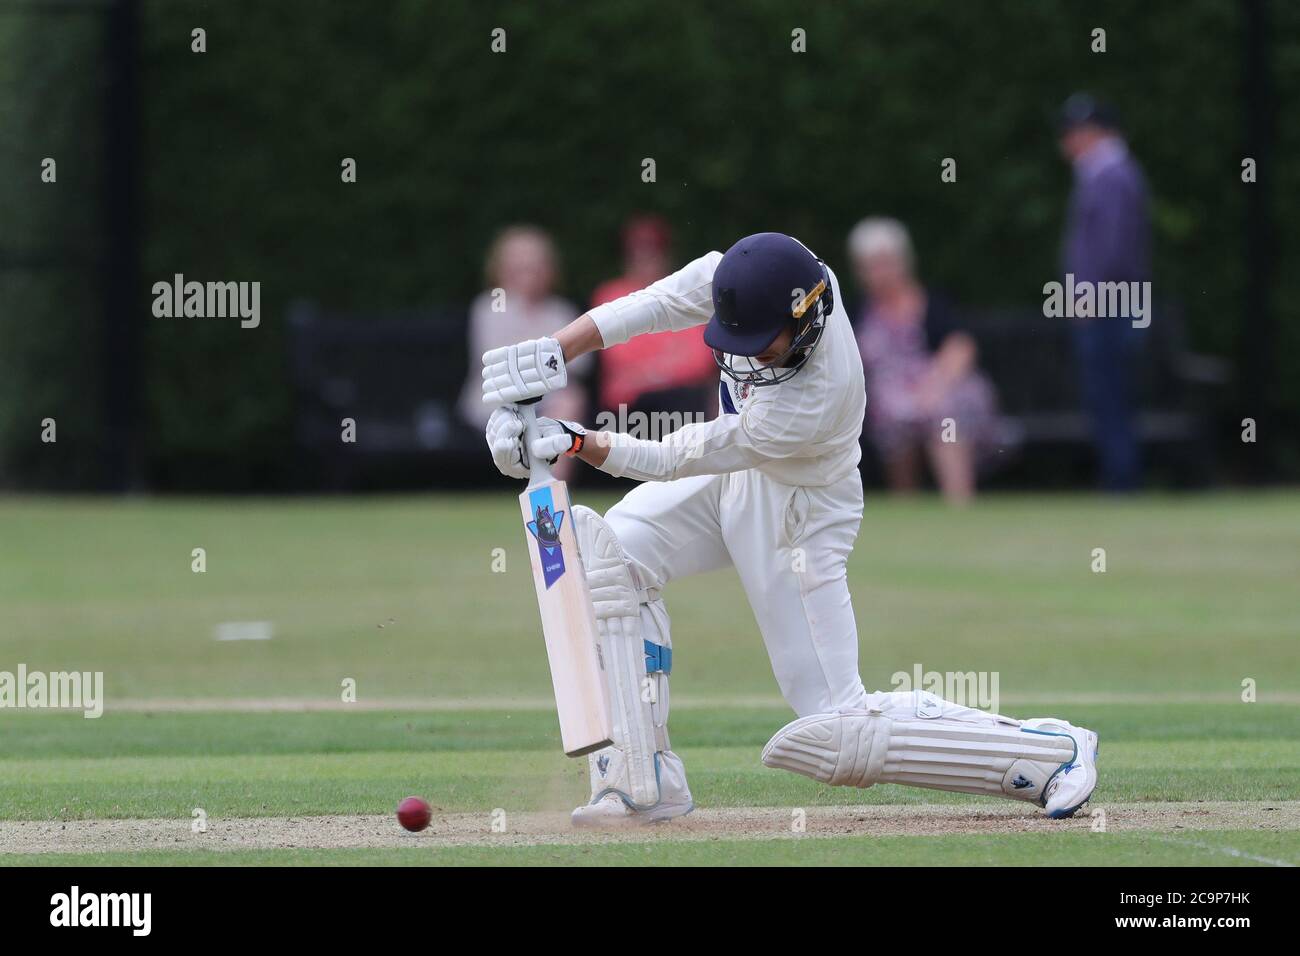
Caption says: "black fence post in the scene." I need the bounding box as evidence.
[101,0,141,490]
[1241,0,1275,481]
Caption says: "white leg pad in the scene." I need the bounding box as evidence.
[572,505,674,810]
[762,690,1077,805]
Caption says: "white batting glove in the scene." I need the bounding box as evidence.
[481,337,568,407]
[531,417,587,465]
[485,406,529,479]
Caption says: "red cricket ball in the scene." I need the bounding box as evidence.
[396,796,432,832]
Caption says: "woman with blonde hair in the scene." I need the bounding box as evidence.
[848,217,1004,504]
[459,226,589,443]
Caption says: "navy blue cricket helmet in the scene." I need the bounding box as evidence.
[704,232,832,387]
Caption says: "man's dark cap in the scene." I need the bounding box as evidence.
[1059,92,1119,133]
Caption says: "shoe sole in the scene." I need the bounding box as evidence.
[571,801,694,829]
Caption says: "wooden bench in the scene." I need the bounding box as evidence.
[959,304,1229,485]
[286,301,491,489]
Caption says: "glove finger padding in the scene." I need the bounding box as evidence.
[531,433,574,464]
[485,406,528,479]
[531,417,586,464]
[481,336,568,407]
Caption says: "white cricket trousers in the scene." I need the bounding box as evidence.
[605,467,869,716]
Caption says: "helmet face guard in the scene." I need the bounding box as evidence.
[713,262,832,388]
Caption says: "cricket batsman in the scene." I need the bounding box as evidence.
[483,232,1099,826]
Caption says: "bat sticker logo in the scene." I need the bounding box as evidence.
[531,505,561,546]
[525,491,567,588]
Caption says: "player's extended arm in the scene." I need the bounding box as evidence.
[534,400,811,481]
[555,314,604,365]
[583,251,721,347]
[594,405,803,481]
[535,241,721,365]
[482,252,721,408]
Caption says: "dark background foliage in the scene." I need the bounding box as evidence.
[1,0,1295,488]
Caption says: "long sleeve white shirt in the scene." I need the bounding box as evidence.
[586,252,865,487]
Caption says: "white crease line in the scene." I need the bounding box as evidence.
[1146,833,1296,867]
[94,692,1300,712]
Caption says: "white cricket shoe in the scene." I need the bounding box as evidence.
[570,792,693,828]
[572,749,694,827]
[1022,718,1099,818]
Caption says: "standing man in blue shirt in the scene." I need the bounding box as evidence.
[1059,93,1150,491]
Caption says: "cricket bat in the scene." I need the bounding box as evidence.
[517,404,615,757]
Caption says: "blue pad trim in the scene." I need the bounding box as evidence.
[643,640,672,675]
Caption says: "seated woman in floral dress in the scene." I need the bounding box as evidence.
[848,218,1006,505]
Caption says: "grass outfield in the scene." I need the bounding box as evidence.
[1,492,1298,865]
[0,706,1297,818]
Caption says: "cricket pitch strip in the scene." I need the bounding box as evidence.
[4,801,1297,855]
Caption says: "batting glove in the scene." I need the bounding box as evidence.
[481,336,568,407]
[485,406,529,479]
[531,417,587,464]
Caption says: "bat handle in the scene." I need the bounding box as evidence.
[518,401,553,488]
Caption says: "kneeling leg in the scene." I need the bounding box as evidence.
[762,690,1099,818]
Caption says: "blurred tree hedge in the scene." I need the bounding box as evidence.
[2,0,1295,487]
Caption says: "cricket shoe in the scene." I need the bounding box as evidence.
[572,748,694,827]
[1022,718,1099,818]
[571,792,694,827]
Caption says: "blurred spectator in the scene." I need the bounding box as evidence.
[591,215,716,419]
[1058,93,1150,491]
[849,218,1003,505]
[458,225,589,432]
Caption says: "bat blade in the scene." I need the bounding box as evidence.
[520,477,614,757]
